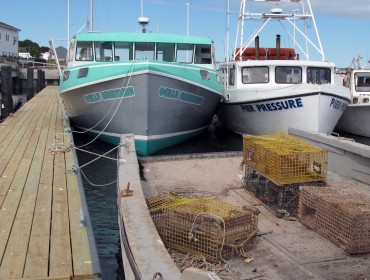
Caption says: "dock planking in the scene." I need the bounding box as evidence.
[0,87,100,280]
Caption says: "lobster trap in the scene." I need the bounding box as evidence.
[298,186,370,254]
[243,165,325,216]
[146,193,259,263]
[243,134,328,186]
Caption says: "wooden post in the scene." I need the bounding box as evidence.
[37,69,43,93]
[1,66,14,120]
[41,70,45,90]
[26,68,34,101]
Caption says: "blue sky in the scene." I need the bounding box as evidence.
[2,0,370,68]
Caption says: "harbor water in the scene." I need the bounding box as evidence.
[73,119,369,279]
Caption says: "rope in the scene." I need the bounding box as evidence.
[80,168,117,187]
[74,61,136,148]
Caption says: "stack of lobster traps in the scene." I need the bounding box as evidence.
[242,134,328,216]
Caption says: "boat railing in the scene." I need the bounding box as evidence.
[49,39,63,80]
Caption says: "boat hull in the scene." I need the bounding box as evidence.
[217,92,349,135]
[335,104,370,138]
[59,69,222,155]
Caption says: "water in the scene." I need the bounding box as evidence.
[73,120,369,280]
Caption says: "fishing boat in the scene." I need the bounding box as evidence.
[335,69,370,137]
[57,15,223,155]
[217,0,351,135]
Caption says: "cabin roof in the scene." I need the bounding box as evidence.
[73,32,213,44]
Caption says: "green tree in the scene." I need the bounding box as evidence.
[19,39,49,59]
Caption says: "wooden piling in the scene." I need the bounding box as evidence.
[0,66,14,120]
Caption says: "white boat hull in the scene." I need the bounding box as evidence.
[335,104,370,138]
[217,93,349,135]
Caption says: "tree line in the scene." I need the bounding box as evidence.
[19,39,50,59]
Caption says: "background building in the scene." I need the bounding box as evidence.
[0,21,20,58]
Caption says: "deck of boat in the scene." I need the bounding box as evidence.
[117,133,370,279]
[138,155,370,280]
[0,87,100,280]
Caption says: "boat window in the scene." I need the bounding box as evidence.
[242,67,269,84]
[156,43,175,62]
[275,66,302,84]
[68,40,76,62]
[135,42,155,60]
[228,68,235,86]
[95,42,113,62]
[363,98,369,103]
[114,42,134,61]
[307,67,331,84]
[76,41,94,61]
[114,42,133,61]
[353,97,358,104]
[354,73,370,92]
[194,44,212,64]
[176,43,194,63]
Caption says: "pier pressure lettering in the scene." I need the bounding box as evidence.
[241,98,304,113]
[158,86,204,106]
[329,98,347,111]
[84,86,135,104]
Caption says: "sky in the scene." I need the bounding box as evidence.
[1,0,370,68]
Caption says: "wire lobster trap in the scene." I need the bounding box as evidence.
[243,134,328,186]
[298,185,370,254]
[147,193,259,263]
[243,165,325,216]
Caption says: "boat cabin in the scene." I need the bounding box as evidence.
[344,70,370,104]
[67,32,215,68]
[221,61,334,88]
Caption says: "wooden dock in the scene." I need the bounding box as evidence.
[0,87,101,280]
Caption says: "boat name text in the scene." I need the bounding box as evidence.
[329,98,347,111]
[158,86,204,106]
[84,87,135,104]
[240,98,303,113]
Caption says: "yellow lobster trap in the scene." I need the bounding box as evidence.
[147,193,259,263]
[243,134,328,186]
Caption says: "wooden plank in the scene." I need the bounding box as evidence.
[65,126,95,278]
[49,104,73,278]
[0,100,52,268]
[0,95,56,278]
[23,92,59,278]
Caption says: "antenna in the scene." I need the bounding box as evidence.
[138,0,150,33]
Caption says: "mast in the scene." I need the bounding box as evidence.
[90,0,94,32]
[138,0,150,33]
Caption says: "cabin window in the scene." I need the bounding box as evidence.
[228,68,235,86]
[156,43,175,62]
[307,67,331,84]
[194,44,212,64]
[275,66,302,84]
[95,42,113,62]
[354,73,370,92]
[176,43,194,63]
[363,98,369,103]
[242,67,269,84]
[114,42,133,61]
[135,42,155,60]
[68,40,76,62]
[76,41,94,61]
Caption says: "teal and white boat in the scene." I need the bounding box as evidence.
[58,32,223,155]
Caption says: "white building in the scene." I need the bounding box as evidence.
[0,21,20,58]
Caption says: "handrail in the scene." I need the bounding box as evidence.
[49,39,63,80]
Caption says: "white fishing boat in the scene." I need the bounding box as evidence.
[56,2,223,156]
[335,69,370,137]
[217,0,351,135]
